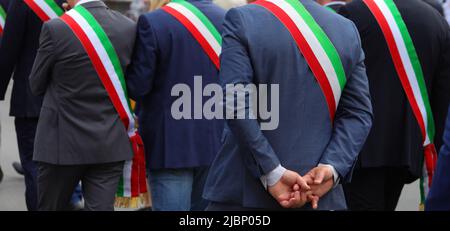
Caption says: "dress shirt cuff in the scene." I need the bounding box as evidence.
[318,163,340,187]
[260,165,286,190]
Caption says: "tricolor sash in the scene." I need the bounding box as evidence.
[60,5,149,208]
[24,0,64,22]
[162,0,222,69]
[253,0,346,121]
[363,0,437,207]
[0,5,6,35]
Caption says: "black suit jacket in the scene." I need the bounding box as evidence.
[0,0,65,117]
[340,0,450,182]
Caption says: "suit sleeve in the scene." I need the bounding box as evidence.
[0,0,27,100]
[319,22,373,183]
[425,106,450,210]
[219,8,281,179]
[431,20,450,150]
[29,22,55,96]
[126,15,158,100]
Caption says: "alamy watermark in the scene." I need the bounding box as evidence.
[171,76,280,130]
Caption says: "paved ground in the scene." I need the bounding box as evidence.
[0,83,27,211]
[0,83,420,211]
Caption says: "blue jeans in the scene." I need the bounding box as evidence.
[70,184,83,204]
[148,167,209,211]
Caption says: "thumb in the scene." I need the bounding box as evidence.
[314,169,325,185]
[296,176,310,191]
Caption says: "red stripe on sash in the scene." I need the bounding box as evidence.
[363,0,426,142]
[162,6,220,70]
[60,14,130,129]
[130,144,139,197]
[136,134,148,193]
[424,144,437,186]
[24,0,51,22]
[0,27,3,35]
[254,0,336,120]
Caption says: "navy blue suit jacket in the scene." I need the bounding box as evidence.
[203,0,373,210]
[126,0,225,169]
[426,106,450,210]
[0,0,65,117]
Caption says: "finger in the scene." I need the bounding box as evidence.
[314,169,325,185]
[304,174,314,185]
[289,191,302,208]
[309,195,319,209]
[280,200,291,208]
[277,193,291,202]
[293,184,300,191]
[300,191,307,206]
[297,176,310,191]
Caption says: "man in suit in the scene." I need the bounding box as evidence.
[0,0,66,211]
[203,0,373,210]
[126,0,225,211]
[340,0,450,210]
[426,105,450,210]
[29,0,136,211]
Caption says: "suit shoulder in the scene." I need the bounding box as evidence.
[110,10,136,28]
[43,17,67,31]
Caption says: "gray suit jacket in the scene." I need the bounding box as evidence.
[29,1,136,165]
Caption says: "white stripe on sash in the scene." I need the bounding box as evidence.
[167,3,221,57]
[0,17,5,29]
[35,0,60,19]
[268,0,341,107]
[66,9,135,135]
[122,161,132,197]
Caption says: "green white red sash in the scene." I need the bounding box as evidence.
[253,0,346,121]
[162,0,222,69]
[0,5,6,35]
[24,0,64,22]
[363,0,437,207]
[60,5,149,208]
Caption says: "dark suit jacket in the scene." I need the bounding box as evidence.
[426,106,450,210]
[126,0,225,169]
[0,0,65,117]
[203,0,373,210]
[29,1,135,165]
[340,0,450,182]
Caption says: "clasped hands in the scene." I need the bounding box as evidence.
[268,166,334,209]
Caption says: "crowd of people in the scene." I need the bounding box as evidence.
[0,0,449,211]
